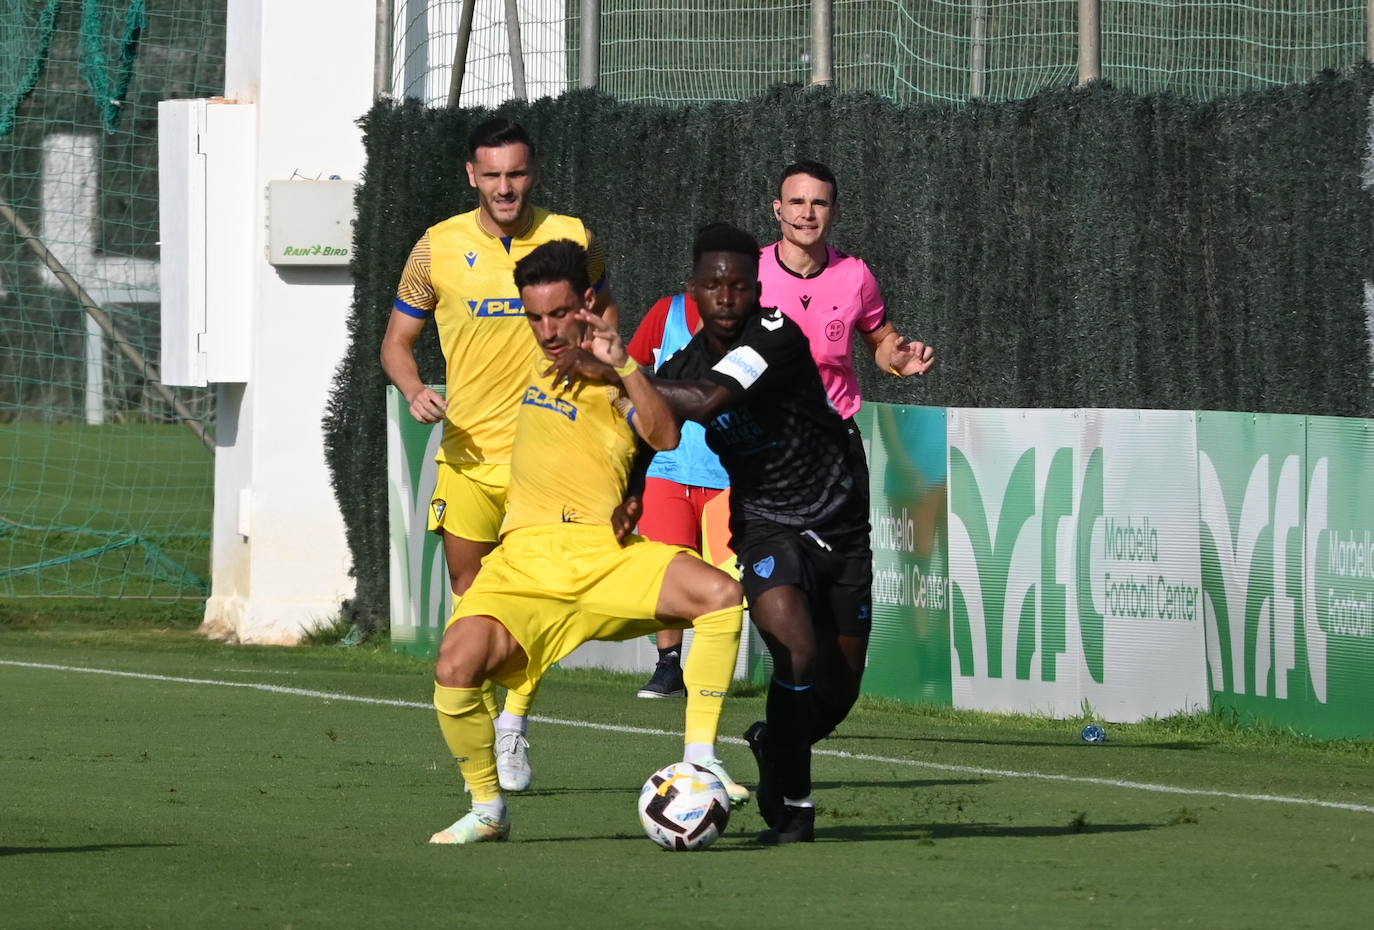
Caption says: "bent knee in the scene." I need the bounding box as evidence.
[697,571,743,613]
[434,615,508,688]
[434,648,483,689]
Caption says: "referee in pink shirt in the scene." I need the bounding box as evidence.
[759,160,936,494]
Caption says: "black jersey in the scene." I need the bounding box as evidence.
[655,307,864,534]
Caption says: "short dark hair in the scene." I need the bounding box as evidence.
[778,160,838,202]
[514,239,589,296]
[692,222,760,270]
[467,117,535,159]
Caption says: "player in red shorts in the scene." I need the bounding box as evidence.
[625,293,732,698]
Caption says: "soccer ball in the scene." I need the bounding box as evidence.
[637,762,732,851]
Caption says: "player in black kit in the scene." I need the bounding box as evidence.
[546,222,873,843]
[650,223,874,844]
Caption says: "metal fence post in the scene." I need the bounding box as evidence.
[970,0,988,99]
[374,0,393,99]
[505,0,527,99]
[446,0,476,108]
[580,0,600,89]
[1078,0,1101,86]
[811,0,834,87]
[1367,0,1374,62]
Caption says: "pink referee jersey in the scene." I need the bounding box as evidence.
[757,242,887,420]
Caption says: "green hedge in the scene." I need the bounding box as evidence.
[327,69,1374,630]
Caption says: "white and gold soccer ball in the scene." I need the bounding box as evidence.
[637,762,732,851]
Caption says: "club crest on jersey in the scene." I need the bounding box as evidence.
[467,298,524,318]
[825,319,845,341]
[431,499,447,522]
[465,251,478,267]
[753,555,776,579]
[522,386,578,421]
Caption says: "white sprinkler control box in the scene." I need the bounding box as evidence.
[158,98,257,387]
[267,179,357,265]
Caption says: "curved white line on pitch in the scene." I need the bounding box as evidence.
[4,658,1372,816]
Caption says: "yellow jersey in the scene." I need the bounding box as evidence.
[394,207,606,466]
[500,362,637,535]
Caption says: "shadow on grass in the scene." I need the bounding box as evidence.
[511,777,987,797]
[0,843,181,857]
[510,820,1156,846]
[819,821,1158,842]
[812,777,988,791]
[831,733,1211,752]
[517,832,779,852]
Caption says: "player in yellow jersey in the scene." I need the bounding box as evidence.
[428,240,748,844]
[381,119,617,792]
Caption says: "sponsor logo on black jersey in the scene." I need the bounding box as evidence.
[466,297,524,318]
[522,386,578,421]
[710,409,772,454]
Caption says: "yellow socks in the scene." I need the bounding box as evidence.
[433,682,500,803]
[681,604,744,746]
[480,680,499,719]
[502,679,536,719]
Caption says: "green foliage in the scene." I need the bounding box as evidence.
[330,69,1374,630]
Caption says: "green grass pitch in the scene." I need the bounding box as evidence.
[2,620,1373,929]
[0,424,212,598]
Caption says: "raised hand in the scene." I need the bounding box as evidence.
[574,308,630,370]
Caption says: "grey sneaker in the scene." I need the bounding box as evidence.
[495,728,532,792]
[636,655,685,698]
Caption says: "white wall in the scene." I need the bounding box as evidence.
[198,1,373,643]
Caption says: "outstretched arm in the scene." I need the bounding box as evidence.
[863,321,935,378]
[648,378,734,424]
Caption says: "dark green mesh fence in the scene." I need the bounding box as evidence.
[329,67,1374,630]
[0,1,225,598]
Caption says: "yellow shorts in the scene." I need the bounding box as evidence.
[428,461,509,544]
[447,523,693,690]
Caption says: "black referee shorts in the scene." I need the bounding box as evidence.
[735,520,874,638]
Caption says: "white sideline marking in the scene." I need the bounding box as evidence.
[5,659,1373,816]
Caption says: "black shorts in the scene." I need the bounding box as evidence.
[842,416,871,511]
[735,519,873,638]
